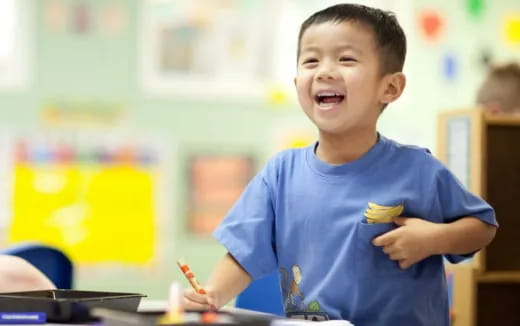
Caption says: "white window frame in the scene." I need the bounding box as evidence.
[0,0,33,91]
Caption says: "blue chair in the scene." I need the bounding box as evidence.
[0,242,73,289]
[235,271,285,316]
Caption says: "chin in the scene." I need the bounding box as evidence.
[317,125,348,135]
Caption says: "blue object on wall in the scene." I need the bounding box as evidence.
[442,52,458,81]
[0,242,73,289]
[235,271,285,316]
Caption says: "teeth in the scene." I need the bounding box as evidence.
[317,92,342,97]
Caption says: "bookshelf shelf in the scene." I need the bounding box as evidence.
[438,109,520,326]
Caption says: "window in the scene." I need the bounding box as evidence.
[0,0,32,90]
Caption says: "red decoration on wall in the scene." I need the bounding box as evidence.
[419,9,444,41]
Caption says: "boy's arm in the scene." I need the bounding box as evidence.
[206,252,253,307]
[372,216,497,270]
[430,216,496,255]
[183,253,252,310]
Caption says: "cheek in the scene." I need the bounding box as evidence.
[295,80,313,103]
[345,70,368,86]
[346,66,377,82]
[347,74,380,99]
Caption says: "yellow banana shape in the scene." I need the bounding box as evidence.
[364,212,394,223]
[366,207,402,217]
[367,202,404,211]
[364,211,396,219]
[364,202,403,224]
[366,216,393,224]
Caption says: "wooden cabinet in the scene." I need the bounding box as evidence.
[437,109,520,326]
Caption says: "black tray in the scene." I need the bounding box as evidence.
[93,309,276,326]
[0,289,146,322]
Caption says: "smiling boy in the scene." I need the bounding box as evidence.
[184,4,497,325]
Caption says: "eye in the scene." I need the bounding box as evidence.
[339,56,356,62]
[302,58,318,65]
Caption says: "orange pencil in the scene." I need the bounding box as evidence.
[177,258,206,295]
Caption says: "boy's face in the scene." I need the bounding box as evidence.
[295,21,396,136]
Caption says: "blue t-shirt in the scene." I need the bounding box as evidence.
[213,134,496,326]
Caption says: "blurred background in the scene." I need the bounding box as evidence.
[0,0,519,299]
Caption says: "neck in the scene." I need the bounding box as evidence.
[316,128,378,165]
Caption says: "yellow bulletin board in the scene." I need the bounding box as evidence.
[188,155,254,236]
[7,135,160,264]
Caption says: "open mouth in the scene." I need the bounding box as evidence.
[314,92,345,106]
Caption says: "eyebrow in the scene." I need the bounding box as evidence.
[300,44,362,54]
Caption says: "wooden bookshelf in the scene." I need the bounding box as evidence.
[438,109,520,326]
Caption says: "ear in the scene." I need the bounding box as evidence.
[379,72,406,105]
[293,76,297,88]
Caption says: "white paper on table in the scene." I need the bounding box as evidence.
[272,319,354,326]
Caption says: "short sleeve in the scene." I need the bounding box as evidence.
[212,172,277,279]
[432,167,498,263]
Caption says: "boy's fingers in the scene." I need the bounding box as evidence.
[182,297,212,311]
[392,216,408,226]
[399,259,412,270]
[389,252,405,261]
[382,245,396,255]
[372,232,394,247]
[206,289,219,309]
[184,287,219,310]
[184,289,208,304]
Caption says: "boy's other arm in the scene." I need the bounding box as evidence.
[429,216,497,256]
[183,252,252,310]
[372,216,497,270]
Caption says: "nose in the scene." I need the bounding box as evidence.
[316,61,338,80]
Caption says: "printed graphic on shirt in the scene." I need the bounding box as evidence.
[280,265,330,321]
[364,202,403,224]
[280,265,304,310]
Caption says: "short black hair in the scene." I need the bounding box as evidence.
[297,3,407,75]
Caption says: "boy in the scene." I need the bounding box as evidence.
[476,62,520,114]
[0,255,55,292]
[184,4,497,325]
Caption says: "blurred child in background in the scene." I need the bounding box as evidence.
[0,255,55,292]
[477,62,520,114]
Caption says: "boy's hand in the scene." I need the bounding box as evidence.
[372,217,443,270]
[183,287,218,311]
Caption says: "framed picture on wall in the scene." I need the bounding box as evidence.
[188,154,254,236]
[139,0,276,100]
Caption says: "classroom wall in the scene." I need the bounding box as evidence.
[0,0,519,299]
